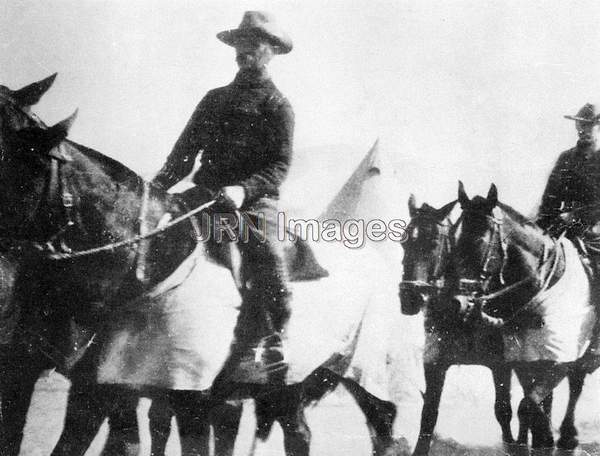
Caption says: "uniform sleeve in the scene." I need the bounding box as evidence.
[536,152,570,231]
[240,97,294,203]
[152,93,215,190]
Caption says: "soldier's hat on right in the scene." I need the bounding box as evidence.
[564,103,600,124]
[217,11,293,55]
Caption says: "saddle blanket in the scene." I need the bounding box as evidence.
[504,237,596,363]
[96,241,393,399]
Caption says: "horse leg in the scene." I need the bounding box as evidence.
[541,391,553,423]
[254,395,277,443]
[252,368,343,456]
[51,330,124,456]
[171,390,211,456]
[272,386,311,456]
[339,377,401,456]
[149,392,175,456]
[514,366,532,446]
[491,364,514,443]
[51,379,111,456]
[557,367,586,450]
[413,363,447,456]
[0,355,43,456]
[210,400,243,456]
[516,363,570,451]
[101,388,140,456]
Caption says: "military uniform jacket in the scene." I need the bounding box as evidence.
[537,147,600,231]
[154,68,294,208]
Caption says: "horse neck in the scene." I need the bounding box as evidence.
[500,211,550,282]
[48,141,198,294]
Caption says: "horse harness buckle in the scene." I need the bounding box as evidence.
[458,278,483,296]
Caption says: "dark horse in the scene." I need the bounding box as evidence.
[451,183,591,452]
[399,196,515,455]
[0,75,403,456]
[399,189,590,455]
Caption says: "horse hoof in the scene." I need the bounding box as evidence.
[530,447,554,456]
[557,435,579,451]
[502,434,516,444]
[503,442,529,456]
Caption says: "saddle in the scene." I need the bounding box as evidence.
[205,233,329,284]
[173,186,329,285]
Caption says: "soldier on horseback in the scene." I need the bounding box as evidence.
[537,102,600,372]
[151,11,293,378]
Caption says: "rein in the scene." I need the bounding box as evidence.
[19,147,216,262]
[45,198,216,261]
[461,215,565,329]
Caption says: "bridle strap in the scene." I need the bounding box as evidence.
[475,230,564,329]
[432,223,452,281]
[36,148,79,253]
[400,217,452,292]
[480,216,507,287]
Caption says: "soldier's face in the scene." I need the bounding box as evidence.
[576,121,600,151]
[235,41,274,70]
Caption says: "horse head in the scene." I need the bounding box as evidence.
[399,194,456,315]
[0,74,78,241]
[451,181,506,317]
[452,181,550,327]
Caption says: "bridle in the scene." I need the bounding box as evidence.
[453,209,560,328]
[399,214,454,297]
[0,94,212,262]
[0,95,77,249]
[454,211,509,297]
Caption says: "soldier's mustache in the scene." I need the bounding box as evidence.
[236,54,256,66]
[577,137,593,148]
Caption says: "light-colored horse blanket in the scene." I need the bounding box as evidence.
[97,241,394,399]
[504,238,596,363]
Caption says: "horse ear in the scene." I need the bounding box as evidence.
[437,200,457,220]
[487,183,498,206]
[408,194,418,217]
[12,73,57,108]
[47,109,78,143]
[458,180,469,207]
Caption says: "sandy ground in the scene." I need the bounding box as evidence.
[19,362,600,456]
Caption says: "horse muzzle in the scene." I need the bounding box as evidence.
[398,283,431,315]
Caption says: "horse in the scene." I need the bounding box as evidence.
[0,77,144,456]
[398,190,590,455]
[451,182,592,452]
[0,75,404,456]
[398,195,515,455]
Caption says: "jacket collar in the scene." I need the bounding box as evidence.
[575,145,600,161]
[232,68,273,89]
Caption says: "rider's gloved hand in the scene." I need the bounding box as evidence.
[219,185,245,210]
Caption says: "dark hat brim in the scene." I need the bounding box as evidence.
[217,28,292,54]
[564,115,600,123]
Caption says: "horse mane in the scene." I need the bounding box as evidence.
[496,200,548,256]
[65,139,143,186]
[496,201,540,230]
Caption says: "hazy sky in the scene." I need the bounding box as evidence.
[2,1,600,214]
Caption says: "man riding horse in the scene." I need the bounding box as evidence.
[536,102,600,372]
[151,11,293,377]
